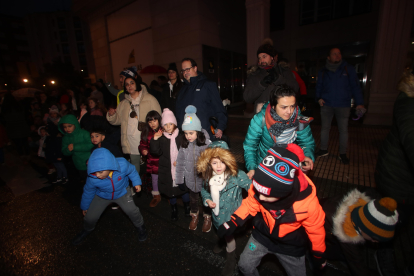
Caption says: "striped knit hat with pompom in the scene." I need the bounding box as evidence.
[351,197,399,242]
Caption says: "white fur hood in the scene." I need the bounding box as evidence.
[332,189,372,244]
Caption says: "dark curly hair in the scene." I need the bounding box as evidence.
[269,84,297,107]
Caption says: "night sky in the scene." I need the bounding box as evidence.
[0,0,72,17]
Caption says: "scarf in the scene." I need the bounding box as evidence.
[209,172,227,216]
[259,60,275,70]
[325,59,342,72]
[265,104,299,143]
[164,128,179,187]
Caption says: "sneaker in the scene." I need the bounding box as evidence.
[48,168,56,174]
[52,178,62,184]
[374,249,398,276]
[61,178,68,184]
[221,250,237,276]
[202,214,212,233]
[213,239,225,254]
[137,224,147,242]
[189,212,199,230]
[339,154,349,165]
[111,205,119,210]
[316,150,329,158]
[72,230,92,245]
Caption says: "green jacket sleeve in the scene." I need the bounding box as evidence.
[295,124,315,161]
[61,135,73,156]
[236,170,253,191]
[243,109,265,171]
[73,130,94,152]
[201,183,212,207]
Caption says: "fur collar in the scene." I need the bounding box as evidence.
[332,189,371,244]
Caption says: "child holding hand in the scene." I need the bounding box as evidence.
[150,108,190,220]
[175,105,211,232]
[197,140,251,276]
[139,110,162,207]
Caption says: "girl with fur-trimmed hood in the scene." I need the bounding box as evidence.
[197,141,252,276]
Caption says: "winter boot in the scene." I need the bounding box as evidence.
[213,238,226,254]
[150,194,161,207]
[221,250,237,276]
[189,211,199,230]
[71,230,92,245]
[183,201,191,217]
[137,224,147,242]
[171,204,178,221]
[202,214,212,233]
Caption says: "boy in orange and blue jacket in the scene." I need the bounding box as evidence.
[218,144,326,276]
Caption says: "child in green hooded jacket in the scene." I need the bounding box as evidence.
[59,114,94,180]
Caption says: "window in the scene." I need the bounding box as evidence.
[75,30,83,41]
[79,55,87,66]
[59,31,68,42]
[300,0,372,25]
[73,17,82,29]
[77,43,85,54]
[62,44,69,55]
[57,17,66,29]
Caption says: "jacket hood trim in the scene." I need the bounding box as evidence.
[332,189,371,244]
[197,147,238,180]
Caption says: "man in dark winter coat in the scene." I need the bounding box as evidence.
[315,48,365,164]
[243,39,299,113]
[176,58,227,141]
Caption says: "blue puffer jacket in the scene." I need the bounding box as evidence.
[315,61,364,107]
[243,103,315,171]
[80,148,141,210]
[176,72,227,140]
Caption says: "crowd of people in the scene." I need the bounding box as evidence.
[0,38,413,276]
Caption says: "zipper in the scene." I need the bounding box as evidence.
[109,177,115,200]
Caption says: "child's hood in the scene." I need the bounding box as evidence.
[196,141,238,177]
[87,148,120,175]
[58,114,81,134]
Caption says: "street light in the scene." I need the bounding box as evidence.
[4,84,7,86]
[23,79,28,83]
[43,84,46,87]
[81,69,84,72]
[51,80,55,84]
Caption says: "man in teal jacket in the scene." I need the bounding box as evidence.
[243,84,315,179]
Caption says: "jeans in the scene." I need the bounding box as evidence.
[238,236,306,276]
[83,188,144,231]
[53,161,67,179]
[320,106,350,154]
[170,192,190,205]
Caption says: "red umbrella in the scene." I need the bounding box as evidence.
[140,65,167,74]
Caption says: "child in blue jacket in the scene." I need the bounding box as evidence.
[71,148,147,245]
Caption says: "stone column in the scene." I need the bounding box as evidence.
[245,0,270,67]
[364,0,414,125]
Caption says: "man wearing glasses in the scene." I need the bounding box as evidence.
[176,58,227,140]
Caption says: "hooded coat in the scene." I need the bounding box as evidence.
[198,143,252,229]
[243,102,315,171]
[138,129,159,174]
[321,189,380,276]
[80,148,141,210]
[58,114,94,170]
[175,129,211,192]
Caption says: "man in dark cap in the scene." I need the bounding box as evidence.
[162,62,183,115]
[244,39,299,113]
[105,66,138,106]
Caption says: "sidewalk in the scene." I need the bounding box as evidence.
[226,116,413,275]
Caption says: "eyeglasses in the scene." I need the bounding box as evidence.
[180,66,193,74]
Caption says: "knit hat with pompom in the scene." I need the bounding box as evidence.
[182,105,202,131]
[351,197,399,242]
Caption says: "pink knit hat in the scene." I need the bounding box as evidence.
[161,108,177,126]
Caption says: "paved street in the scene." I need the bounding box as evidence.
[0,114,412,276]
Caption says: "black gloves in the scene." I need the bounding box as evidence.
[217,216,238,238]
[312,254,327,269]
[260,68,278,87]
[177,183,186,191]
